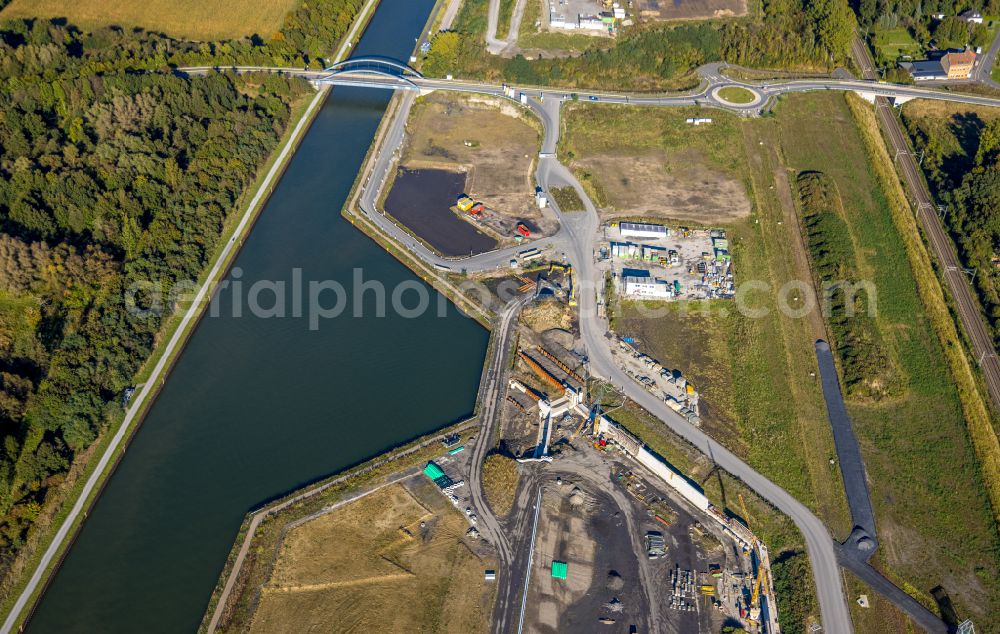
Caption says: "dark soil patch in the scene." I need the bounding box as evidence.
[383,168,497,256]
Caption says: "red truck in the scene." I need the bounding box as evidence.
[517,223,531,238]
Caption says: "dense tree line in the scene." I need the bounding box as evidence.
[906,113,1000,344]
[796,172,902,400]
[0,14,328,577]
[770,551,818,634]
[424,0,856,89]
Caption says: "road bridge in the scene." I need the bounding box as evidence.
[183,62,1000,115]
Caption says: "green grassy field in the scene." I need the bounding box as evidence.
[550,186,585,212]
[0,0,298,40]
[769,93,999,623]
[871,27,921,60]
[495,0,515,39]
[565,94,1000,627]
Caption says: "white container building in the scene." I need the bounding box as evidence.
[619,222,669,239]
[623,276,672,299]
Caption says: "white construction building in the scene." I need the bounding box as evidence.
[623,275,672,299]
[619,222,669,239]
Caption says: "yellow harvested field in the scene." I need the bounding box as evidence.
[0,0,297,40]
[249,481,494,633]
[902,98,1000,120]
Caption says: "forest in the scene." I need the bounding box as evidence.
[0,0,359,583]
[904,109,1000,344]
[857,0,994,67]
[424,0,857,89]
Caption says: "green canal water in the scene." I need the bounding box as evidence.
[26,0,488,631]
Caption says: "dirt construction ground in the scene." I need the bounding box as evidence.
[403,93,545,221]
[633,0,747,21]
[574,148,750,224]
[248,479,494,633]
[523,484,650,633]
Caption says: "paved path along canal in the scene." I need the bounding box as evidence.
[24,1,489,632]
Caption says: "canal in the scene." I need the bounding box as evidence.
[26,0,488,631]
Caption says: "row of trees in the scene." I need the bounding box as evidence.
[425,0,857,90]
[0,7,344,576]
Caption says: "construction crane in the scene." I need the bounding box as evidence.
[738,493,767,631]
[569,383,610,442]
[569,402,599,442]
[748,567,767,624]
[737,493,754,534]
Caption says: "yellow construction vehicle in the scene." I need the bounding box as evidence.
[738,493,767,628]
[748,567,766,622]
[568,269,577,307]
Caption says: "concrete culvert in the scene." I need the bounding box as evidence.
[606,571,624,591]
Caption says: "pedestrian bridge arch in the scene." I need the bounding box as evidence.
[323,57,423,79]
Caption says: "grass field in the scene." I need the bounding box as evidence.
[250,481,492,633]
[550,186,585,211]
[0,0,297,40]
[559,103,751,224]
[568,94,1000,626]
[871,27,921,60]
[495,0,515,39]
[770,93,999,623]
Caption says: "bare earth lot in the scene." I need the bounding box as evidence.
[249,480,493,633]
[575,149,750,223]
[402,93,546,223]
[634,0,747,20]
[560,105,751,224]
[0,0,297,40]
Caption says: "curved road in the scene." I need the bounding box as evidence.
[175,60,1000,634]
[339,82,855,632]
[184,64,1000,115]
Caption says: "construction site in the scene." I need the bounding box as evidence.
[472,260,779,633]
[499,367,779,633]
[382,92,560,256]
[240,463,495,633]
[597,222,735,301]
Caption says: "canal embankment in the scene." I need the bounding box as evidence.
[199,417,477,633]
[15,0,489,631]
[0,84,333,634]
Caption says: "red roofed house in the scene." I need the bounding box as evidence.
[942,49,977,79]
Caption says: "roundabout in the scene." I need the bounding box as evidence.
[711,84,763,108]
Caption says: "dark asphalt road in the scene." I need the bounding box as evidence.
[815,339,878,558]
